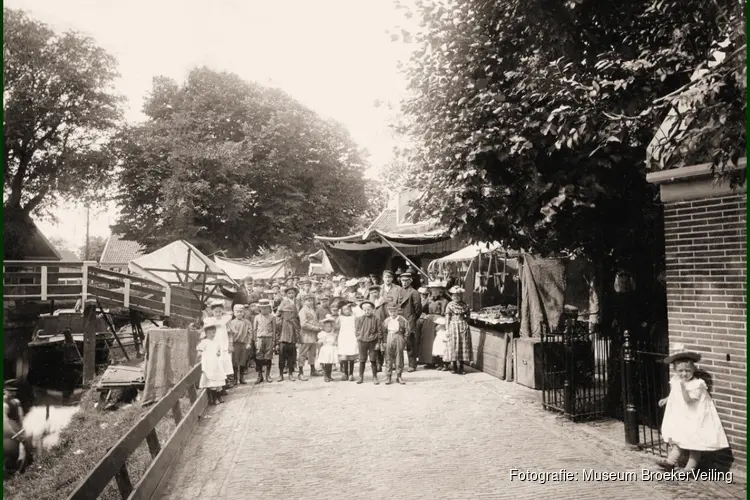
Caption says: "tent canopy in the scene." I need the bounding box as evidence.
[129,240,233,287]
[315,228,451,251]
[214,255,287,280]
[431,242,520,265]
[307,249,334,275]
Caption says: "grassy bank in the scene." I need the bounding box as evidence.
[3,379,193,500]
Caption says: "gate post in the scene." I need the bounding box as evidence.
[622,329,639,446]
[563,317,574,416]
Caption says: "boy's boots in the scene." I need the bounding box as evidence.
[264,362,273,383]
[298,366,308,381]
[288,367,296,382]
[310,365,318,377]
[371,362,380,385]
[357,363,365,384]
[255,369,264,385]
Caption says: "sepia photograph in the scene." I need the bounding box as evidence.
[2,0,746,499]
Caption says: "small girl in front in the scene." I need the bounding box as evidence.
[197,325,226,405]
[657,344,729,472]
[316,316,339,382]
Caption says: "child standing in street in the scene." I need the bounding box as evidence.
[197,325,225,405]
[275,287,300,382]
[203,299,235,389]
[354,301,383,385]
[382,304,409,385]
[445,286,472,375]
[298,294,321,380]
[316,316,339,382]
[252,300,277,384]
[337,301,359,381]
[657,344,729,472]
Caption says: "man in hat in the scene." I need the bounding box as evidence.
[252,299,276,384]
[227,304,252,384]
[274,287,301,381]
[297,294,321,380]
[242,302,258,375]
[380,270,402,307]
[354,300,384,384]
[399,272,423,372]
[316,295,332,321]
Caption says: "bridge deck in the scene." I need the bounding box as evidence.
[156,365,744,500]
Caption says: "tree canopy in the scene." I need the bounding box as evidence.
[3,8,123,218]
[112,68,370,256]
[395,0,746,269]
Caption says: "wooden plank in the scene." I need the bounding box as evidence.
[145,430,161,459]
[115,465,133,498]
[89,267,166,288]
[81,264,89,305]
[127,389,208,500]
[4,284,82,296]
[89,286,166,315]
[124,279,131,308]
[89,273,165,297]
[4,260,85,266]
[171,400,183,425]
[82,305,97,385]
[66,364,201,500]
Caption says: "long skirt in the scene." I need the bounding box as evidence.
[418,315,442,364]
[444,319,473,363]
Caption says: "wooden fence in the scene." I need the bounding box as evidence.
[66,364,207,500]
[3,261,205,322]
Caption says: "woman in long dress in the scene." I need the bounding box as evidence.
[337,301,359,381]
[418,282,449,367]
[444,286,472,375]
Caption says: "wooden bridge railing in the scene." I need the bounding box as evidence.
[66,364,207,500]
[3,261,204,321]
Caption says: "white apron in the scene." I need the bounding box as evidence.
[203,315,234,376]
[661,376,729,451]
[337,315,358,357]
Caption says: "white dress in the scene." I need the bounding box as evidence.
[203,314,234,376]
[337,315,358,359]
[197,338,226,389]
[316,330,339,364]
[432,317,448,357]
[661,376,729,451]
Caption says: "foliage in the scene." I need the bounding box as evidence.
[77,235,107,261]
[111,68,369,256]
[3,8,123,218]
[394,0,745,267]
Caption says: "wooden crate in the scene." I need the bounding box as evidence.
[470,324,515,380]
[514,337,543,389]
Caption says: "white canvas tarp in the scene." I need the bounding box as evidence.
[214,255,287,280]
[308,249,334,275]
[431,242,510,264]
[129,240,233,287]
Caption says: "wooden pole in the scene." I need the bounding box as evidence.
[379,237,430,280]
[82,303,97,385]
[84,205,90,260]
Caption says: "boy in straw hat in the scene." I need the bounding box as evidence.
[298,294,321,380]
[382,303,409,385]
[656,343,728,472]
[252,299,277,384]
[275,287,301,382]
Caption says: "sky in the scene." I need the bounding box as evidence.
[7,0,413,250]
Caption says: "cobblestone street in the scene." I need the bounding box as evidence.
[159,365,745,500]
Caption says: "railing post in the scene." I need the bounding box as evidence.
[563,317,574,417]
[622,329,639,446]
[40,266,48,300]
[81,262,89,306]
[164,286,171,317]
[123,279,131,308]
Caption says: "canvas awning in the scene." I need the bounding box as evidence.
[214,255,287,280]
[315,228,452,251]
[129,240,234,287]
[307,249,333,275]
[431,242,521,265]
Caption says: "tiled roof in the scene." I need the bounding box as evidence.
[366,207,440,235]
[99,233,145,265]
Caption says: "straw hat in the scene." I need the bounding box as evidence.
[448,286,465,294]
[359,300,375,309]
[427,280,447,289]
[663,343,701,364]
[344,278,359,288]
[418,287,428,294]
[208,299,225,308]
[257,299,273,308]
[321,315,336,324]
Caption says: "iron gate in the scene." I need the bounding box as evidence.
[630,338,671,456]
[541,314,616,421]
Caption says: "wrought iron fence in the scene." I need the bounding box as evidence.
[541,315,616,421]
[631,338,671,456]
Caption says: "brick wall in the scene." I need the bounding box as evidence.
[663,192,746,470]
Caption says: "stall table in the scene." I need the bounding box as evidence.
[468,318,518,381]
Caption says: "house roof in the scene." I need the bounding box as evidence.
[99,233,145,265]
[58,249,80,261]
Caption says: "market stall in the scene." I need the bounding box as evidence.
[428,242,520,381]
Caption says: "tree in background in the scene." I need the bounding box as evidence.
[3,8,123,218]
[112,68,370,257]
[3,8,122,258]
[77,235,107,262]
[395,0,745,280]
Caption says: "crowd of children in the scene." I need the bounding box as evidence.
[195,270,474,403]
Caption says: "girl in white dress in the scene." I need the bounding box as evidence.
[337,301,359,381]
[202,300,235,390]
[657,344,729,472]
[197,325,226,405]
[316,316,339,382]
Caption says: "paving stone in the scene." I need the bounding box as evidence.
[158,364,744,500]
